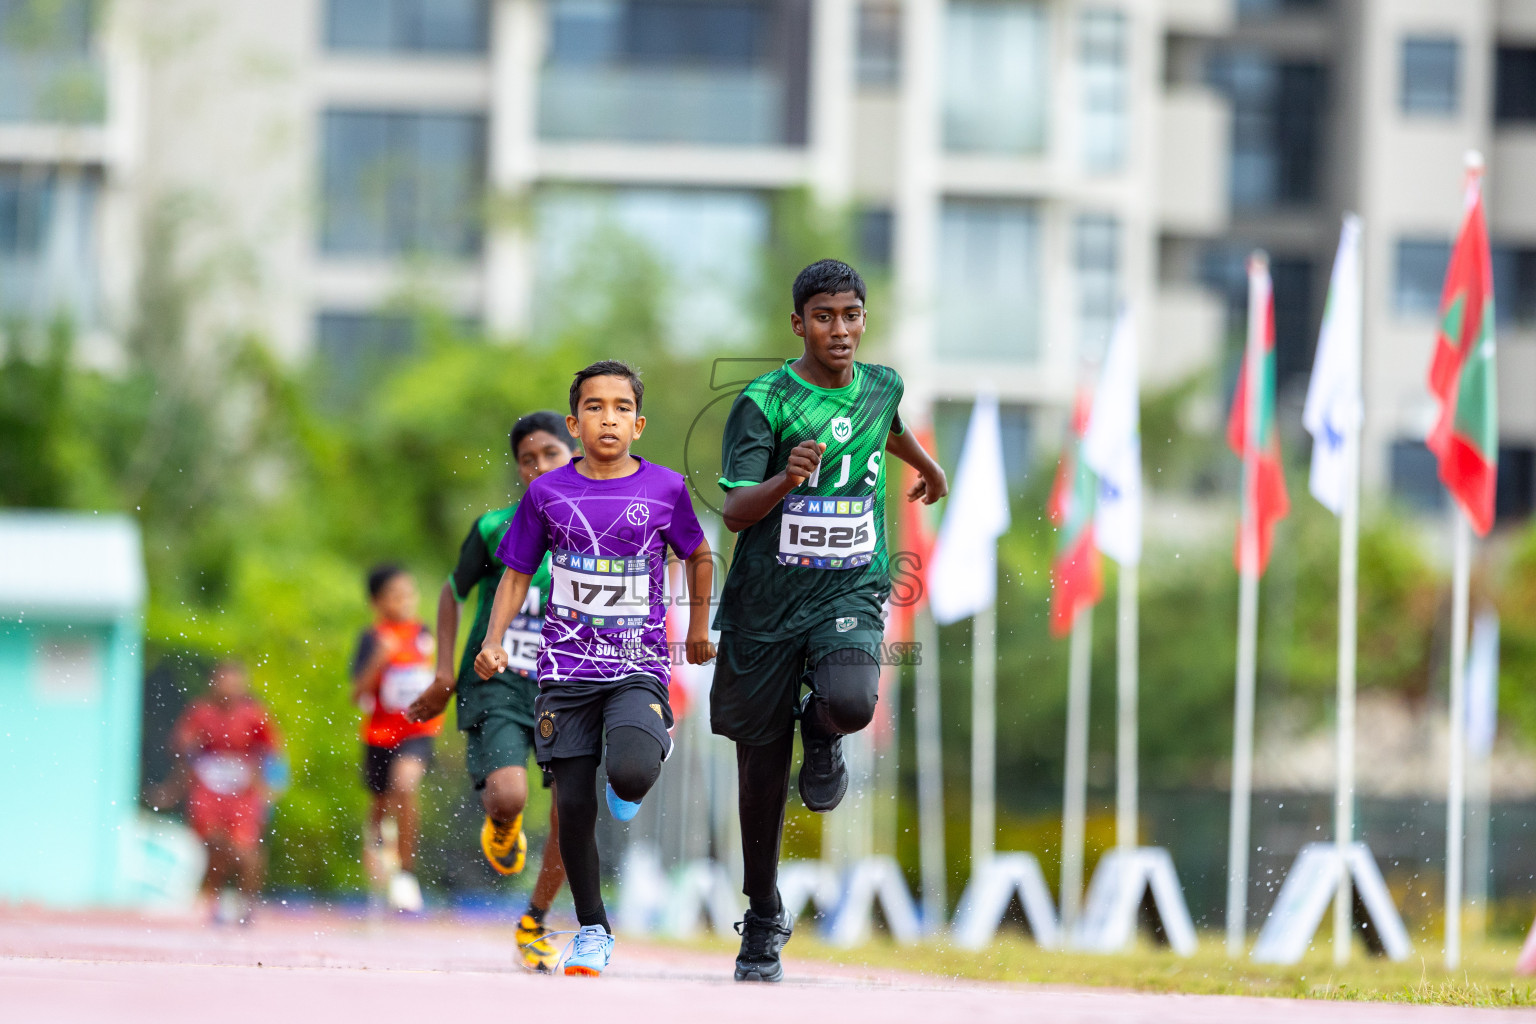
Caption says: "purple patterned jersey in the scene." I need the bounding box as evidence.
[497,457,706,687]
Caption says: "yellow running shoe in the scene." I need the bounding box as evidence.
[480,813,526,875]
[515,913,559,973]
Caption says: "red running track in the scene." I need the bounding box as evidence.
[0,907,1523,1024]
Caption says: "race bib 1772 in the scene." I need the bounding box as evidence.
[777,494,877,569]
[549,548,651,629]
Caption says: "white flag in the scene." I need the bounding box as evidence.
[928,394,1011,626]
[1303,214,1363,516]
[1083,309,1142,566]
[1466,611,1500,758]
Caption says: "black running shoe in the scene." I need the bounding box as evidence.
[734,901,793,982]
[796,692,849,812]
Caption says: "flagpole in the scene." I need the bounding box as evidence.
[971,600,997,871]
[1333,266,1363,968]
[1446,508,1472,969]
[1061,606,1093,933]
[1227,250,1267,958]
[915,606,947,930]
[1115,562,1138,862]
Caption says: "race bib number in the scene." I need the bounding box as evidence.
[193,753,253,796]
[380,665,434,713]
[502,614,543,677]
[550,548,651,629]
[778,494,877,569]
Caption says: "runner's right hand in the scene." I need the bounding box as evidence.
[474,642,508,680]
[406,672,455,722]
[785,440,825,486]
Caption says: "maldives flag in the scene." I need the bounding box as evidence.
[1050,392,1102,638]
[1427,166,1498,536]
[1227,255,1290,576]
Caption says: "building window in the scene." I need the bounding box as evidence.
[943,0,1050,155]
[320,110,486,258]
[936,400,1033,495]
[315,311,418,368]
[539,0,808,147]
[1079,9,1128,173]
[1495,47,1536,124]
[857,206,894,270]
[1207,51,1325,210]
[1236,0,1326,16]
[1493,245,1536,329]
[1390,439,1444,513]
[937,199,1042,362]
[1498,446,1536,523]
[0,0,103,123]
[1394,239,1450,317]
[325,0,489,54]
[856,1,901,89]
[1401,37,1459,116]
[1075,213,1119,360]
[0,165,98,324]
[533,186,770,351]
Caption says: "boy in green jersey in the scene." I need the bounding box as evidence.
[408,410,572,972]
[712,259,947,981]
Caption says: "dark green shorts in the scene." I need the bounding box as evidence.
[464,707,551,790]
[710,614,884,746]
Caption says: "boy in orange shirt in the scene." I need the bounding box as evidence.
[169,661,281,925]
[351,564,442,912]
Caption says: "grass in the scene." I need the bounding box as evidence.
[674,930,1536,1007]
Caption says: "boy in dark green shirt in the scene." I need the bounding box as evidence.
[409,410,574,972]
[712,260,947,982]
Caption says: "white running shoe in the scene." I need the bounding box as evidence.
[388,871,424,913]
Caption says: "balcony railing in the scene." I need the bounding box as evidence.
[538,66,785,147]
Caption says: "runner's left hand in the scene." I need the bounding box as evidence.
[907,465,949,505]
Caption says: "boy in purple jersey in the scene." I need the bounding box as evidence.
[476,360,716,977]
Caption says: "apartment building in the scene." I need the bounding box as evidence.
[3,0,1238,488]
[1166,0,1536,517]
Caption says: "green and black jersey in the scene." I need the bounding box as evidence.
[713,359,905,640]
[449,503,551,729]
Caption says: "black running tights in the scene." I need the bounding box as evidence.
[548,726,665,930]
[737,648,880,918]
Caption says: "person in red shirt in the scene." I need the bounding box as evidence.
[352,564,442,912]
[170,661,281,925]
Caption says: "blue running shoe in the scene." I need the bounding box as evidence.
[606,782,641,822]
[563,924,615,977]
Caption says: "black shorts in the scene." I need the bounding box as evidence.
[533,673,674,765]
[362,735,434,796]
[710,615,885,746]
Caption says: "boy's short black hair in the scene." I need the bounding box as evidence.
[569,360,644,416]
[366,563,406,600]
[792,259,866,317]
[510,410,575,457]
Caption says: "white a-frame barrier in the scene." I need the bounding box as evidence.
[1074,847,1197,956]
[1251,842,1411,963]
[951,852,1061,950]
[777,860,843,922]
[824,856,924,947]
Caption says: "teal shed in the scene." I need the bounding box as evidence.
[0,511,146,906]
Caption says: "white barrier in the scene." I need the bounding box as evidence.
[1251,842,1410,963]
[951,852,1060,950]
[1074,847,1197,956]
[824,856,923,947]
[778,860,843,922]
[116,813,206,910]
